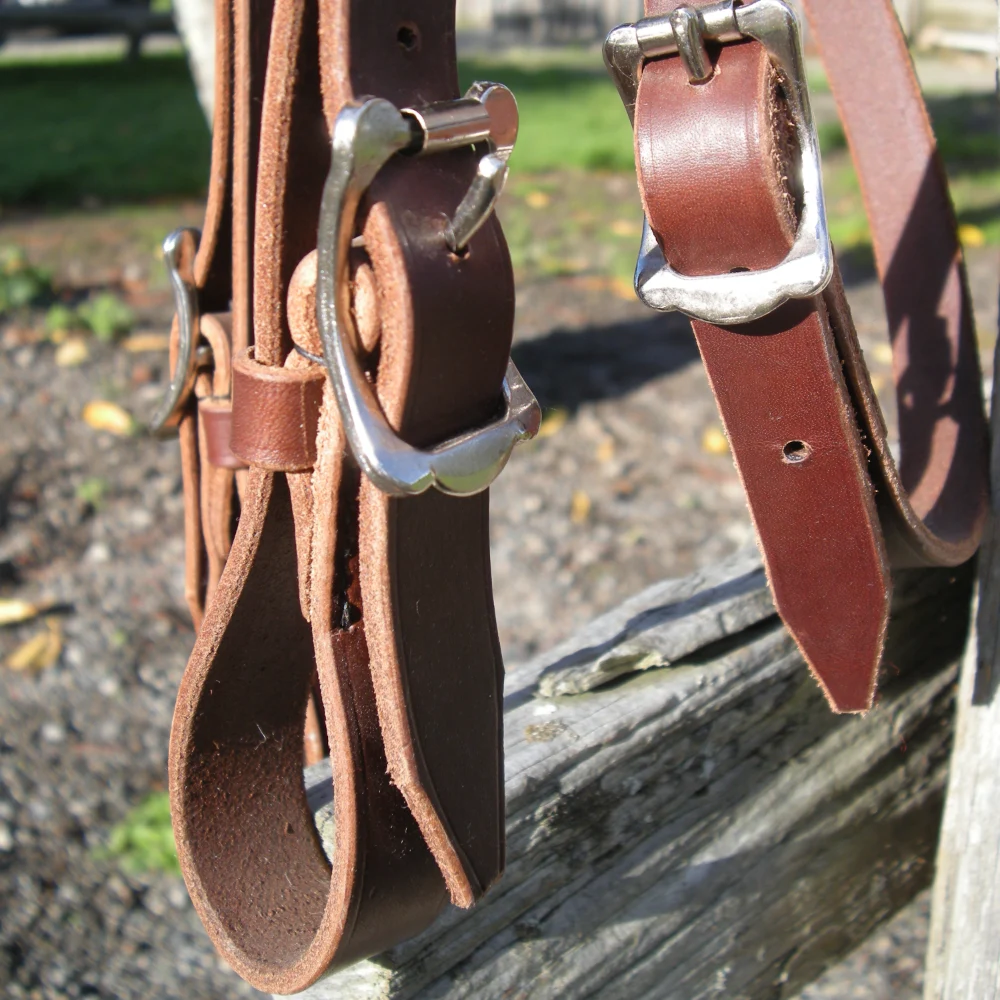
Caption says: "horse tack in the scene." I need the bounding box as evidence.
[155,0,540,992]
[150,0,987,991]
[605,0,988,713]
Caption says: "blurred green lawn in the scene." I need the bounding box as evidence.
[0,50,632,207]
[0,54,210,206]
[0,49,997,251]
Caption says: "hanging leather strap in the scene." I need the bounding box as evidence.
[168,0,513,991]
[630,0,987,711]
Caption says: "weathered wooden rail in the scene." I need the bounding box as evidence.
[282,547,973,1000]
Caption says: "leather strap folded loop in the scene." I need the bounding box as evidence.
[631,0,987,711]
[230,347,325,471]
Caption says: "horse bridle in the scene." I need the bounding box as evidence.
[157,0,987,990]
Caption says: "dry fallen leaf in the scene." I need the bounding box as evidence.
[570,490,592,524]
[83,400,135,436]
[6,619,62,672]
[871,342,893,366]
[610,219,641,238]
[55,336,90,368]
[958,223,986,248]
[0,598,46,627]
[596,437,615,463]
[537,408,568,439]
[611,278,634,301]
[123,332,170,353]
[525,190,551,209]
[701,425,730,456]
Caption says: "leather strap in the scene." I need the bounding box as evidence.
[176,0,235,629]
[168,0,513,990]
[633,0,987,711]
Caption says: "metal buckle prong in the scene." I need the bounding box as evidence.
[316,92,540,498]
[150,227,202,433]
[401,82,518,252]
[605,0,833,325]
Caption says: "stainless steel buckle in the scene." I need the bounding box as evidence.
[150,227,204,433]
[604,0,833,325]
[316,84,541,498]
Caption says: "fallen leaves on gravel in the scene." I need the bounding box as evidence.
[570,489,592,524]
[0,598,50,627]
[959,223,986,248]
[123,331,170,353]
[537,408,568,439]
[5,618,62,672]
[54,336,90,368]
[701,425,730,456]
[83,400,135,436]
[525,190,551,209]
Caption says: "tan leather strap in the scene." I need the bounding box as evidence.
[168,0,513,990]
[175,0,235,629]
[633,0,987,711]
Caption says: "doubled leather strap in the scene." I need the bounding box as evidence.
[169,0,513,991]
[631,0,987,712]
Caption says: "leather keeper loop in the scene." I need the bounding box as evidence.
[229,347,325,471]
[197,399,247,470]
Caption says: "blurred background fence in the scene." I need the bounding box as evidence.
[454,0,998,52]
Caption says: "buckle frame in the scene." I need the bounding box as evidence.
[604,0,833,325]
[150,227,203,433]
[316,89,541,498]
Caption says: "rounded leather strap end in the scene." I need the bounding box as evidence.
[230,347,325,472]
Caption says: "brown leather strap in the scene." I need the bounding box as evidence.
[168,0,513,990]
[633,0,987,711]
[175,0,235,628]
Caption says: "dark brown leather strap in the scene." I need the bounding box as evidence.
[633,0,987,711]
[168,0,513,990]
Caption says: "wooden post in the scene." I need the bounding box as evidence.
[281,549,973,1000]
[923,335,1000,997]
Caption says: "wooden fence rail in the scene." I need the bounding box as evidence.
[283,548,973,1000]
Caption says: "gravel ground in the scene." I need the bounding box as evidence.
[0,176,995,998]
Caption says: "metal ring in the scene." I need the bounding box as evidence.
[149,227,201,433]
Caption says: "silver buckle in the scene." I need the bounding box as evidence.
[150,227,204,433]
[604,0,833,325]
[316,85,541,498]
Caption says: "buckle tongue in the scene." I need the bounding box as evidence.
[604,0,833,325]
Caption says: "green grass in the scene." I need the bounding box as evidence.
[2,47,997,257]
[0,53,210,207]
[101,791,179,875]
[0,50,632,208]
[460,55,634,173]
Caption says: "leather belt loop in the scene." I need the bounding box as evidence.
[621,0,987,711]
[229,346,326,471]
